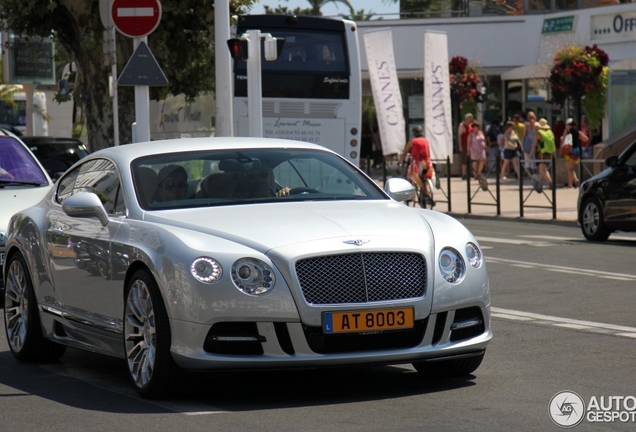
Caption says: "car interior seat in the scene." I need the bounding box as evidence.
[197,172,247,199]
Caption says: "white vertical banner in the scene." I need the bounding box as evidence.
[363,28,404,156]
[424,31,453,162]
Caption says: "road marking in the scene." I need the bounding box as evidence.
[477,236,550,245]
[518,235,577,241]
[484,256,636,281]
[492,307,636,339]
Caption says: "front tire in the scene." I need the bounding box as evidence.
[581,197,610,241]
[413,352,485,378]
[4,252,67,362]
[124,269,181,399]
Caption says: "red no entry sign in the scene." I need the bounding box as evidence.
[111,0,162,38]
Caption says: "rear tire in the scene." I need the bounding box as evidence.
[124,269,181,399]
[581,197,610,241]
[413,352,485,378]
[4,252,67,362]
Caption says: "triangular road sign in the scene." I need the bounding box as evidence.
[118,41,168,86]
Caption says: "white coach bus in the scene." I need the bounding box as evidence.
[233,14,362,166]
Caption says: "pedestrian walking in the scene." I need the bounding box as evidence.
[531,118,556,191]
[522,111,537,175]
[457,113,474,180]
[468,121,488,190]
[500,121,521,181]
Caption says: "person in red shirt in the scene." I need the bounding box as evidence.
[398,125,434,206]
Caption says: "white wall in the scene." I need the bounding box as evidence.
[42,89,74,138]
[356,3,636,78]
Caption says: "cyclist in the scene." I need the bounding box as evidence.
[398,125,434,208]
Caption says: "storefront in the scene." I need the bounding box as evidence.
[357,3,636,143]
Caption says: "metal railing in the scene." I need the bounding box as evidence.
[363,152,597,220]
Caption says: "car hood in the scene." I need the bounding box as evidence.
[1,186,52,235]
[143,200,434,252]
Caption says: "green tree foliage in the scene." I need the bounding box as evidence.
[273,0,355,16]
[0,0,255,150]
[264,5,312,15]
[340,9,378,21]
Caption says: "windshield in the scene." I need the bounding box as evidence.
[132,148,385,210]
[26,140,90,177]
[0,136,48,185]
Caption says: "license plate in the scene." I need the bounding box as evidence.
[323,307,414,334]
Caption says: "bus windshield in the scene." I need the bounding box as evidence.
[234,17,350,99]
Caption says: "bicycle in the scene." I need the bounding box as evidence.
[401,155,436,209]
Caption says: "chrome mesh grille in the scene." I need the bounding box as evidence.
[295,252,427,305]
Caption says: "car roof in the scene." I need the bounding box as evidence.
[20,136,85,145]
[92,137,333,166]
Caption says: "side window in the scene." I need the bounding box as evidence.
[56,159,125,215]
[624,148,636,168]
[55,162,86,204]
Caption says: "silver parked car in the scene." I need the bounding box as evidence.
[3,138,491,398]
[0,130,53,286]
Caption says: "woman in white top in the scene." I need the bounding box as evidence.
[500,121,520,181]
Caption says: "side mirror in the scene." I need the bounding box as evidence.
[62,192,110,226]
[605,155,619,168]
[384,177,415,202]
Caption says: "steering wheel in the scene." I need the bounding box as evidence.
[289,187,321,195]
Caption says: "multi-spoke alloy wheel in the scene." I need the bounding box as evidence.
[5,258,30,354]
[125,277,156,389]
[4,252,66,361]
[124,270,179,398]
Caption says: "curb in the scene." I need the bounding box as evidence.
[446,212,579,228]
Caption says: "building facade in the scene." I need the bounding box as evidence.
[357,2,636,143]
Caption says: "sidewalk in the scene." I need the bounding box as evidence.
[370,167,580,227]
[436,176,579,226]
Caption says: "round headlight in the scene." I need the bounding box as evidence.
[190,257,222,284]
[231,258,276,295]
[439,247,465,284]
[465,242,483,268]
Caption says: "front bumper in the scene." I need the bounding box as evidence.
[169,305,492,370]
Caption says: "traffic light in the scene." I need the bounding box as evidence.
[227,38,248,61]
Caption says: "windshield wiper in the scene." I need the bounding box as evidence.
[0,179,46,187]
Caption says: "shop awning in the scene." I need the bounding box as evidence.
[500,65,550,81]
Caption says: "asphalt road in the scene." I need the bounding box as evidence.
[1,219,635,432]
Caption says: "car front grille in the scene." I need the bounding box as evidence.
[295,252,427,305]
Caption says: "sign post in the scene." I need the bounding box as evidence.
[99,0,119,146]
[112,0,164,143]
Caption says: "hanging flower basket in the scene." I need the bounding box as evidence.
[449,56,482,105]
[549,44,609,129]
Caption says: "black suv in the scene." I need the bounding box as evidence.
[21,136,89,181]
